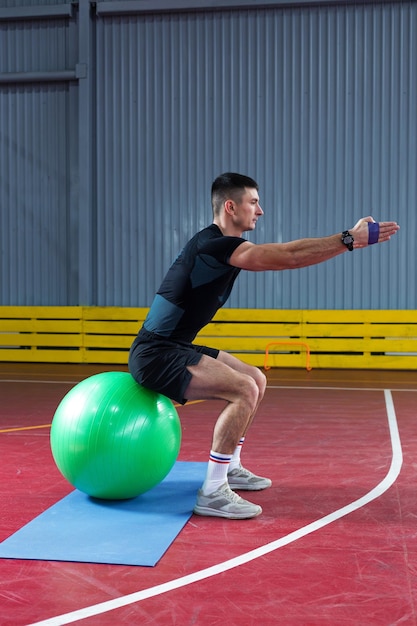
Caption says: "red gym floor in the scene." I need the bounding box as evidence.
[1,363,416,626]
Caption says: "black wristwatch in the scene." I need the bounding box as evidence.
[341,230,354,251]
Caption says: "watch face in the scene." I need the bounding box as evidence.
[342,231,354,250]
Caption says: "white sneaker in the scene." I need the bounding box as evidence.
[227,465,272,491]
[193,483,262,519]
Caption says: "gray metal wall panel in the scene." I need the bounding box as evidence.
[0,12,78,305]
[0,83,78,305]
[94,2,414,308]
[1,2,415,308]
[0,1,69,7]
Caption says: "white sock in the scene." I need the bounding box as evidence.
[229,437,245,472]
[202,450,232,494]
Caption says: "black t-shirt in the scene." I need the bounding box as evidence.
[143,224,245,342]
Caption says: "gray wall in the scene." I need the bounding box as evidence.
[0,1,414,308]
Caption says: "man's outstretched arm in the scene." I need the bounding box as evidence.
[229,217,400,272]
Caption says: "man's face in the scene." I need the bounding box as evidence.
[232,187,264,232]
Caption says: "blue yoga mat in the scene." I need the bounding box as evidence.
[0,461,206,567]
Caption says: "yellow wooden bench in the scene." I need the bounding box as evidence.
[197,308,417,370]
[0,306,416,370]
[0,306,84,363]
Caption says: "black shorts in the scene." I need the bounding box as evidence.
[128,327,219,405]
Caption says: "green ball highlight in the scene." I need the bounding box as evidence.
[50,372,181,499]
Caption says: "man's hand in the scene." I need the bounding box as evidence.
[350,217,400,249]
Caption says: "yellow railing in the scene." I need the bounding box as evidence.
[0,306,416,370]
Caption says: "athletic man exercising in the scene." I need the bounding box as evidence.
[129,172,399,519]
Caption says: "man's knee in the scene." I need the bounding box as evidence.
[239,374,262,412]
[250,366,267,398]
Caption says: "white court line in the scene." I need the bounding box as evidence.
[29,389,402,626]
[268,385,417,393]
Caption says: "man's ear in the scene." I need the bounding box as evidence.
[225,200,235,215]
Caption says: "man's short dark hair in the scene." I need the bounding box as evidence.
[211,172,259,216]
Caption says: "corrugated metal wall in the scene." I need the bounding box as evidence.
[1,1,415,308]
[0,2,79,305]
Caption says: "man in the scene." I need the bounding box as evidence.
[129,172,399,520]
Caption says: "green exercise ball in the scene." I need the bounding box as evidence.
[50,372,181,499]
